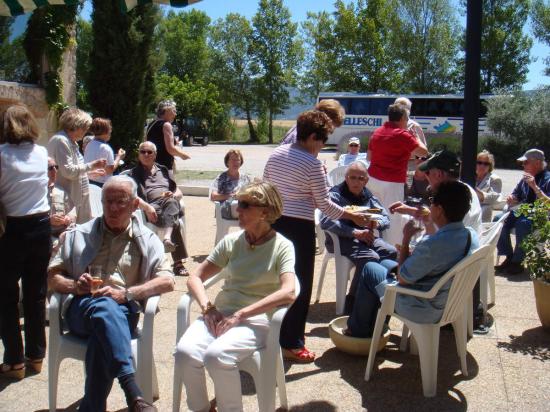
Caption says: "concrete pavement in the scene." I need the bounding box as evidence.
[1,193,548,411]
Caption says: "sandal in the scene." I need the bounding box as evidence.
[173,262,190,277]
[26,358,43,373]
[0,363,25,380]
[282,347,316,363]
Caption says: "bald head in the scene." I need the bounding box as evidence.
[345,161,369,196]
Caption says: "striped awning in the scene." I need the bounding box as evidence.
[0,0,202,16]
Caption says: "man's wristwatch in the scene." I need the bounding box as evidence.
[125,288,136,302]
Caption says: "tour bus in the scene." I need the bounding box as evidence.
[318,92,492,145]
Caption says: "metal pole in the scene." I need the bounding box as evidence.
[461,0,482,186]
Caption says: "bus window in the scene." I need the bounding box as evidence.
[348,98,370,115]
[369,98,394,115]
[325,97,351,114]
[410,98,428,116]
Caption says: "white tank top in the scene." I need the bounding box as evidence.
[0,142,50,216]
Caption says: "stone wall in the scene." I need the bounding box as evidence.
[0,81,55,146]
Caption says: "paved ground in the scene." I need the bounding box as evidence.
[1,193,549,411]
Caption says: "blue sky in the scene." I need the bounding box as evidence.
[14,0,550,90]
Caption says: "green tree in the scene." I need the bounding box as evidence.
[299,11,335,100]
[486,88,550,157]
[88,0,161,161]
[478,0,533,93]
[159,10,210,81]
[209,14,260,141]
[0,16,11,43]
[156,74,228,140]
[76,17,92,110]
[319,0,401,93]
[531,0,550,76]
[0,36,30,82]
[394,0,461,93]
[251,0,301,143]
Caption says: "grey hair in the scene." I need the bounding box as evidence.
[346,161,369,175]
[139,141,157,152]
[156,100,176,117]
[102,175,138,199]
[394,97,412,111]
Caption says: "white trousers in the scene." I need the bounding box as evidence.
[176,314,269,412]
[366,176,405,247]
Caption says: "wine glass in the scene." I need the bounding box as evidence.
[89,265,103,295]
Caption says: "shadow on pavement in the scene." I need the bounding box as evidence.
[285,329,479,412]
[34,399,81,411]
[307,302,340,324]
[497,326,550,361]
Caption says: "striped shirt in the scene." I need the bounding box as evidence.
[264,144,344,222]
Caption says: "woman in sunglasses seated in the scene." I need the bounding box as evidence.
[475,150,502,222]
[176,181,296,412]
[126,141,189,276]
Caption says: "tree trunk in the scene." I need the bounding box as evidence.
[246,106,258,142]
[268,109,273,144]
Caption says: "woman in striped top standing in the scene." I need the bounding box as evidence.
[264,110,369,363]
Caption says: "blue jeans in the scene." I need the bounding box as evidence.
[347,260,398,338]
[496,212,532,263]
[65,296,139,412]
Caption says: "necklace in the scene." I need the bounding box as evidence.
[245,228,275,250]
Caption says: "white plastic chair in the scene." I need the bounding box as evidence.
[327,165,348,186]
[48,293,160,411]
[88,184,103,218]
[315,231,354,315]
[479,212,509,311]
[172,273,300,412]
[209,186,240,245]
[365,245,491,397]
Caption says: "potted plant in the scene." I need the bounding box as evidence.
[517,198,550,329]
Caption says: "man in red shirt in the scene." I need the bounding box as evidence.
[367,104,428,246]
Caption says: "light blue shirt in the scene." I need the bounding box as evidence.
[395,222,479,324]
[337,153,368,167]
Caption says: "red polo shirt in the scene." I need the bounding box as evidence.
[367,122,419,183]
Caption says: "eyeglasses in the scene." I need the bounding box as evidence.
[476,161,491,166]
[48,165,59,171]
[237,200,266,209]
[102,197,132,208]
[139,150,155,155]
[347,175,367,181]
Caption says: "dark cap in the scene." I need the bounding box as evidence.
[418,150,461,173]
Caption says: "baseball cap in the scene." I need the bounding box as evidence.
[517,149,545,162]
[418,150,461,174]
[348,137,360,145]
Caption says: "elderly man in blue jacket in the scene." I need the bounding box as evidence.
[321,161,397,314]
[48,176,174,412]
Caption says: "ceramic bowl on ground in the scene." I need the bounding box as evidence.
[328,316,390,356]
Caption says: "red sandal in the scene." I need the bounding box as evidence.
[282,347,316,363]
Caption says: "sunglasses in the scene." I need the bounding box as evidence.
[48,165,59,171]
[349,144,359,147]
[415,156,428,161]
[347,175,367,181]
[476,161,491,166]
[237,200,266,209]
[139,150,154,155]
